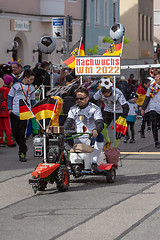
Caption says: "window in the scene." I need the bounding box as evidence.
[150,17,152,41]
[104,0,109,27]
[146,16,148,41]
[86,0,90,24]
[142,14,144,40]
[95,0,100,25]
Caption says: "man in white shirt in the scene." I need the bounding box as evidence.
[64,87,104,171]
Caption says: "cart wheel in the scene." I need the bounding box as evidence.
[56,166,70,192]
[38,180,47,191]
[106,166,116,183]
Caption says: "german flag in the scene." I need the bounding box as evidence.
[31,98,57,120]
[79,39,85,56]
[61,39,85,69]
[19,96,63,124]
[102,37,124,56]
[19,99,34,120]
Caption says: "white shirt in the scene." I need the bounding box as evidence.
[93,88,127,113]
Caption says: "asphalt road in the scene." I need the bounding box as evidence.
[1,119,160,240]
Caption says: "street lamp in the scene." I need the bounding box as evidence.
[7,41,19,53]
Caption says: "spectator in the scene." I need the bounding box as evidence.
[33,61,50,97]
[116,75,130,100]
[141,70,160,148]
[9,61,19,83]
[0,68,4,87]
[124,92,138,143]
[7,69,35,161]
[0,75,16,147]
[17,63,23,81]
[156,44,160,63]
[136,77,151,138]
[128,73,138,93]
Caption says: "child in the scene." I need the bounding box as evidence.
[124,92,138,143]
[7,69,35,162]
[0,75,16,147]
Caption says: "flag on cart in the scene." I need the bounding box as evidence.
[32,98,58,120]
[102,37,124,56]
[61,38,85,69]
[19,99,34,120]
[19,98,57,120]
[19,96,63,122]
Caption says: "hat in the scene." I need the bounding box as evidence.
[130,92,138,99]
[4,75,13,85]
[100,78,113,90]
[120,75,125,80]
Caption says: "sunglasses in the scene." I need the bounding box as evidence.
[76,97,87,101]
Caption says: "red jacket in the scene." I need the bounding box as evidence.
[0,85,10,117]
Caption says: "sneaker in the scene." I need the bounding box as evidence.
[7,143,17,147]
[140,132,145,138]
[129,139,135,143]
[155,141,160,148]
[19,153,26,162]
[91,163,99,172]
[123,136,129,143]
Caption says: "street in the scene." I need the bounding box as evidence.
[0,119,160,240]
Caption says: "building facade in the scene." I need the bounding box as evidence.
[0,0,82,67]
[84,0,119,55]
[120,0,154,78]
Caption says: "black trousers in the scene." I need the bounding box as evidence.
[141,112,151,133]
[126,121,135,139]
[102,111,122,126]
[150,110,160,142]
[10,112,27,154]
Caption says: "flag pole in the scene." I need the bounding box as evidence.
[48,99,58,128]
[113,75,116,148]
[41,85,47,162]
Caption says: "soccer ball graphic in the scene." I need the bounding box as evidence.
[110,23,125,41]
[100,78,113,89]
[38,36,56,54]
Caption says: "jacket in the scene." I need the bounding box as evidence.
[0,85,10,117]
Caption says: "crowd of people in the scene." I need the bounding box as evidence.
[0,60,160,165]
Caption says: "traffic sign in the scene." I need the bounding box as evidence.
[52,18,64,39]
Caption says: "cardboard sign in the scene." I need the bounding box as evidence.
[75,56,120,76]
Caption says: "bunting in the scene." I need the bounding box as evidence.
[61,38,85,69]
[102,37,124,56]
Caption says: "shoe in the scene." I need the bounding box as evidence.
[7,143,17,147]
[91,163,99,172]
[155,141,160,148]
[129,139,135,143]
[19,153,26,162]
[0,143,7,147]
[140,132,145,138]
[123,136,129,143]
